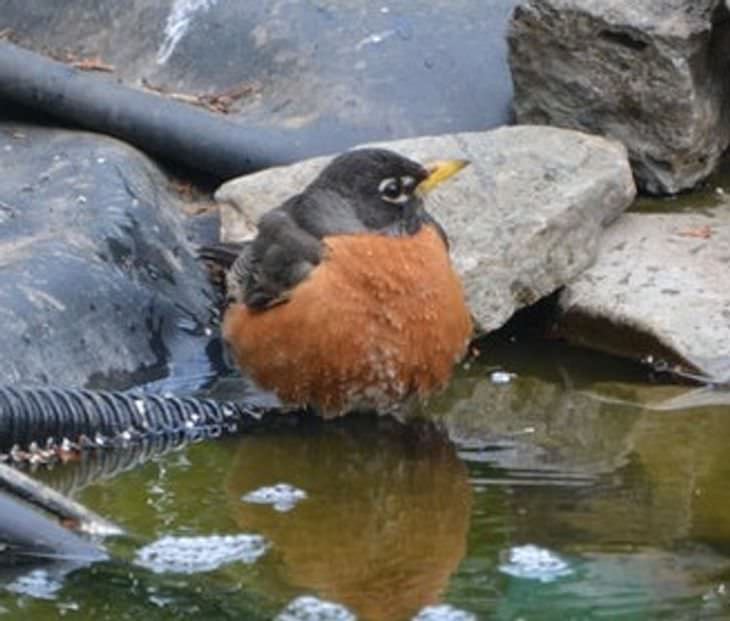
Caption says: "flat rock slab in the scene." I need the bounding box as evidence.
[3,0,517,160]
[509,0,730,194]
[0,124,215,389]
[216,126,636,332]
[557,211,730,383]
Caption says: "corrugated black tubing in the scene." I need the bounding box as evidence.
[0,386,272,461]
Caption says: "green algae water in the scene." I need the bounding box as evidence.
[2,337,730,620]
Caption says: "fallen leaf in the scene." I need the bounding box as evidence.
[71,56,115,72]
[676,225,713,239]
[142,79,258,114]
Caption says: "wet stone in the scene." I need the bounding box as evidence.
[556,212,730,383]
[0,123,215,389]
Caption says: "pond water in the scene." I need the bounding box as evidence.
[1,334,729,620]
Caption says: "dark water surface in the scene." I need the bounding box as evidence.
[1,338,730,620]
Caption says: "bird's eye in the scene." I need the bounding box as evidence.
[379,177,401,201]
[378,176,415,204]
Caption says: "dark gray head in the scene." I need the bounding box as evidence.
[306,149,429,235]
[290,148,468,238]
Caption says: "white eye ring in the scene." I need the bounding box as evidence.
[378,176,414,204]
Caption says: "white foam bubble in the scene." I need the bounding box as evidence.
[241,483,308,512]
[7,569,63,600]
[134,533,268,574]
[275,596,356,621]
[412,604,478,620]
[498,544,573,582]
[490,371,516,385]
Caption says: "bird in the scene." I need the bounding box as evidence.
[215,148,473,418]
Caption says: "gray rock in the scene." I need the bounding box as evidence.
[0,124,215,389]
[556,212,730,383]
[508,0,730,195]
[216,126,636,332]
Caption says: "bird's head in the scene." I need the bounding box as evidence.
[305,148,469,237]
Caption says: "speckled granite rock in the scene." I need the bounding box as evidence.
[216,126,636,332]
[557,211,730,383]
[509,0,730,195]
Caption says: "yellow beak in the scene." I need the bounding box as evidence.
[417,159,470,195]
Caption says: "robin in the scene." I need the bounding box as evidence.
[215,148,472,418]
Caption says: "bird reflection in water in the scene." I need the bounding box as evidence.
[226,415,472,621]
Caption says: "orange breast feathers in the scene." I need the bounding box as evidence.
[222,224,473,416]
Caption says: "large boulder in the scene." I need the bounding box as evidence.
[2,0,517,160]
[0,123,216,389]
[508,0,730,195]
[216,126,636,332]
[556,211,730,383]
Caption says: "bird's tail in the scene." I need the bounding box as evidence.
[197,241,249,295]
[197,242,247,270]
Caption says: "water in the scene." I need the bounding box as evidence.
[1,336,730,620]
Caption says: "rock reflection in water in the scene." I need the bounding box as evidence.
[427,348,730,551]
[227,416,472,621]
[418,341,730,616]
[425,368,639,482]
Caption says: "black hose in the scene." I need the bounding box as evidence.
[0,490,108,562]
[0,41,309,178]
[0,462,123,536]
[0,385,274,464]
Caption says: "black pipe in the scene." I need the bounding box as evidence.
[0,41,307,178]
[0,490,107,562]
[0,385,277,464]
[0,462,122,536]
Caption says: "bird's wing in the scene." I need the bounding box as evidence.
[227,206,324,310]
